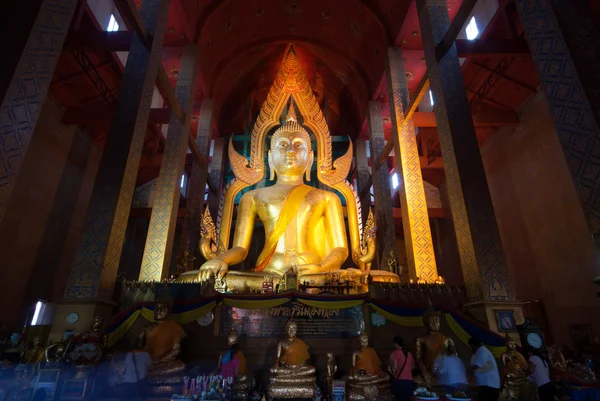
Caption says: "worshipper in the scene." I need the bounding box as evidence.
[433,342,469,394]
[528,349,555,401]
[220,342,243,379]
[388,335,415,401]
[469,337,501,401]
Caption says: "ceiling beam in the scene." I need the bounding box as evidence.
[113,0,203,166]
[455,39,529,58]
[412,111,520,127]
[470,62,537,92]
[377,0,478,164]
[63,30,134,52]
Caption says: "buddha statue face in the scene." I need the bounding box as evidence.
[268,125,313,181]
[32,336,41,347]
[155,302,171,321]
[91,316,103,332]
[426,315,441,331]
[228,329,239,347]
[359,333,369,350]
[286,321,298,339]
[507,339,517,352]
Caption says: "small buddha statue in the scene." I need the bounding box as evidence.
[268,319,316,399]
[70,316,105,365]
[501,335,528,400]
[326,352,338,397]
[415,308,454,386]
[44,336,72,365]
[138,293,186,393]
[348,332,391,400]
[21,337,45,365]
[217,329,249,400]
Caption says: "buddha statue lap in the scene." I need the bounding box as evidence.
[138,294,186,394]
[415,309,454,387]
[501,335,529,400]
[269,319,316,399]
[218,329,250,400]
[348,332,391,400]
[21,337,45,366]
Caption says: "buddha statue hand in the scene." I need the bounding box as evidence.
[198,258,228,281]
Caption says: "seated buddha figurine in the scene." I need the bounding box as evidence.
[415,308,455,387]
[197,105,348,284]
[348,332,391,400]
[137,293,186,392]
[269,319,316,399]
[217,329,249,400]
[501,335,529,400]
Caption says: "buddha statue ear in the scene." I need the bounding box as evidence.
[305,152,314,181]
[268,151,276,181]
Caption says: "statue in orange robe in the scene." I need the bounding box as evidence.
[138,294,186,385]
[348,332,390,399]
[269,319,316,399]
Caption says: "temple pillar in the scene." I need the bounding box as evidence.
[515,0,600,258]
[52,0,170,338]
[367,102,401,274]
[417,0,512,303]
[139,44,199,281]
[0,0,77,225]
[355,138,371,227]
[385,47,438,282]
[178,99,214,268]
[206,137,225,221]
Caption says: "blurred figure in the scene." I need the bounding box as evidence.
[469,338,501,401]
[388,335,415,401]
[528,349,555,401]
[433,342,469,394]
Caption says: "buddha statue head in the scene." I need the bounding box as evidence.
[285,319,298,339]
[505,333,517,352]
[268,103,313,182]
[423,308,441,332]
[91,316,104,332]
[358,331,369,350]
[228,328,239,347]
[154,290,173,322]
[32,336,41,347]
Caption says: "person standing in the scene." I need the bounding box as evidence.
[434,342,469,394]
[389,335,415,401]
[469,338,501,401]
[528,350,555,401]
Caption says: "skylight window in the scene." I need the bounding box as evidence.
[429,90,435,106]
[31,301,45,326]
[107,14,119,32]
[466,16,479,40]
[391,173,399,190]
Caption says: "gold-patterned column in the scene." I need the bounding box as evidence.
[367,102,401,274]
[139,45,199,281]
[63,0,170,299]
[178,100,214,265]
[206,137,225,221]
[355,139,372,227]
[0,0,78,225]
[385,47,438,282]
[418,0,511,301]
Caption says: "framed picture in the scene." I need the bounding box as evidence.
[495,309,517,332]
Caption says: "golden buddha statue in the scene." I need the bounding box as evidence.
[348,331,391,400]
[138,294,186,392]
[217,329,249,400]
[415,308,454,386]
[269,319,316,399]
[198,104,348,281]
[500,335,529,400]
[176,45,401,292]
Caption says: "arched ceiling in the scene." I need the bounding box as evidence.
[175,0,411,135]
